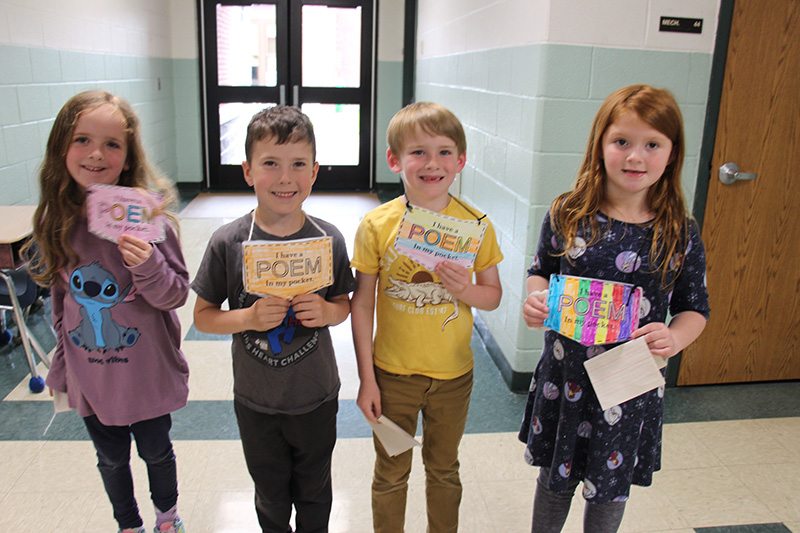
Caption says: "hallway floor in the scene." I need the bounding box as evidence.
[1,192,799,532]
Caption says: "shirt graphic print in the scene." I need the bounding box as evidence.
[236,289,319,368]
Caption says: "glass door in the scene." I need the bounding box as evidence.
[201,0,374,191]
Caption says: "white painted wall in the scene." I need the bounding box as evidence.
[417,0,718,57]
[170,0,199,59]
[377,0,404,62]
[0,0,185,57]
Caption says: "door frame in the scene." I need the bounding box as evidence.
[665,0,733,387]
[196,0,377,192]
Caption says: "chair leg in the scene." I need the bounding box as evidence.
[0,272,46,392]
[0,309,11,346]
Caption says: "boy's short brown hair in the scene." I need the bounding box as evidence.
[245,105,316,164]
[386,102,466,156]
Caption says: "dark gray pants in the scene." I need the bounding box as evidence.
[235,399,338,533]
[531,467,626,533]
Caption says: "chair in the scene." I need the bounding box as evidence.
[0,269,52,392]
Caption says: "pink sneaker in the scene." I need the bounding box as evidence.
[154,518,185,533]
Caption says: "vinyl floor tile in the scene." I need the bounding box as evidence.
[660,422,723,471]
[695,525,793,533]
[657,466,777,527]
[730,463,800,523]
[688,420,798,466]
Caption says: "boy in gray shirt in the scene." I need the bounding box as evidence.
[192,106,356,532]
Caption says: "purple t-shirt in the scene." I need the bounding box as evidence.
[45,217,190,426]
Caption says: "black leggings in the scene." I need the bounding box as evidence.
[531,467,626,533]
[84,414,177,530]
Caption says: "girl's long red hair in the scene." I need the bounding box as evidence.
[550,85,690,288]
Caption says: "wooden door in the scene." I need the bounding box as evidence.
[677,0,800,385]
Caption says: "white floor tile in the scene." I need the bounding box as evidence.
[730,462,800,523]
[656,465,776,527]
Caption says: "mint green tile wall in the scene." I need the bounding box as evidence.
[0,44,202,206]
[375,59,403,184]
[173,58,203,184]
[416,43,712,375]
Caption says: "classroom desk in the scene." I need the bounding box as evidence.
[0,206,36,269]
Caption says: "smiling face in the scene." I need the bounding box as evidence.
[243,136,318,229]
[65,104,129,193]
[601,111,674,206]
[387,127,466,212]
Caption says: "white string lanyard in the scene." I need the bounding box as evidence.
[248,210,328,241]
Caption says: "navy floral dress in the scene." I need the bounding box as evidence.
[519,211,710,504]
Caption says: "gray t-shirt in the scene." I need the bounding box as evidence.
[191,212,356,415]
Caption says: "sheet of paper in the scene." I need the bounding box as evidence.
[393,205,486,271]
[86,184,166,243]
[53,390,71,413]
[242,237,333,300]
[43,390,72,437]
[583,337,665,411]
[367,415,422,457]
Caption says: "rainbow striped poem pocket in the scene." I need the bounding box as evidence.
[544,274,642,346]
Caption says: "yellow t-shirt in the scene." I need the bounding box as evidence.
[351,196,503,379]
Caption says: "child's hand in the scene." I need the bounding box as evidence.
[117,234,153,267]
[357,379,382,423]
[632,322,678,358]
[523,290,549,329]
[249,296,291,331]
[435,260,471,298]
[290,293,328,328]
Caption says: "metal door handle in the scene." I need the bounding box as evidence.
[293,85,299,108]
[279,85,286,106]
[719,162,757,185]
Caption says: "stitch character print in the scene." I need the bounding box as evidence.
[68,262,140,352]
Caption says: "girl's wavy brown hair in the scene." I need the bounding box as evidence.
[550,84,690,289]
[23,90,178,287]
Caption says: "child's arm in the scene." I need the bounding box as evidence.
[435,261,502,311]
[193,295,290,335]
[291,292,350,328]
[350,270,381,423]
[522,274,550,328]
[632,310,707,358]
[120,232,190,310]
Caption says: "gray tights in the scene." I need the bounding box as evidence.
[531,468,626,533]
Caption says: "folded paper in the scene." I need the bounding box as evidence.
[368,415,422,457]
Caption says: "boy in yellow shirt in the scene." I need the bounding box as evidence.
[351,102,503,532]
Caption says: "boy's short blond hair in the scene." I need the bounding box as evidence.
[386,102,466,156]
